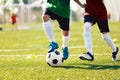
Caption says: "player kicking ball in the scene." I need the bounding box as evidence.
[79,0,119,61]
[42,0,85,60]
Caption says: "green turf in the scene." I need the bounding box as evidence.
[0,22,120,80]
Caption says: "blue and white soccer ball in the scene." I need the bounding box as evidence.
[46,50,64,66]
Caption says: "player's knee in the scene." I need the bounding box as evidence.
[84,22,92,32]
[42,15,49,22]
[83,22,92,37]
[62,31,69,36]
[101,33,108,40]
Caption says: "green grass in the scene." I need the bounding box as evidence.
[0,22,120,80]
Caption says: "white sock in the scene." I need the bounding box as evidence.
[101,33,116,52]
[62,35,70,48]
[42,21,55,42]
[83,22,93,55]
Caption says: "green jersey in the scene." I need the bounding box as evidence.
[46,0,70,19]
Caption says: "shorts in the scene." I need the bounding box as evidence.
[12,21,16,24]
[84,15,110,32]
[44,9,70,31]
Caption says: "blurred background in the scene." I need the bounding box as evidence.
[0,0,120,30]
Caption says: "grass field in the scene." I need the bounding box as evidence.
[0,22,120,80]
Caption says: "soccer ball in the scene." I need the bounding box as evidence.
[46,50,64,66]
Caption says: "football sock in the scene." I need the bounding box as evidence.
[42,21,55,42]
[101,33,116,52]
[83,22,93,55]
[62,35,70,48]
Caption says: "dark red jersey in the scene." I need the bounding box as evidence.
[11,14,17,23]
[85,0,108,20]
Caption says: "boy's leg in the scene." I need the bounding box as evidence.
[42,15,58,53]
[101,33,119,61]
[62,31,70,60]
[98,20,119,61]
[79,22,94,61]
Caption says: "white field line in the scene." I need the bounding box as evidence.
[0,44,119,57]
[0,53,114,57]
[70,43,120,48]
[0,53,115,57]
[0,49,30,52]
[0,54,45,57]
[0,43,120,52]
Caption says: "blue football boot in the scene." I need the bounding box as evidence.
[62,47,69,60]
[48,41,59,53]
